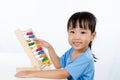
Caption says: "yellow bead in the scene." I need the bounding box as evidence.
[36,44,41,48]
[29,46,34,50]
[43,59,50,64]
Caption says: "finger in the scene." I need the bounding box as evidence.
[15,71,27,78]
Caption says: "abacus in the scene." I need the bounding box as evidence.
[15,28,51,72]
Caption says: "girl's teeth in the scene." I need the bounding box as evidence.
[74,42,80,46]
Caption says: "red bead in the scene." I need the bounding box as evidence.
[36,47,42,52]
[26,32,33,35]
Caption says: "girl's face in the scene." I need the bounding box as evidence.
[68,23,96,52]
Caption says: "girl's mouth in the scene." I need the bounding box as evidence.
[73,42,81,47]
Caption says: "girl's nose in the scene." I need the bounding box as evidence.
[74,33,80,39]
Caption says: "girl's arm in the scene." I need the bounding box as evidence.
[33,38,61,69]
[15,69,70,79]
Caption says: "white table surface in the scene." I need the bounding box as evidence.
[0,53,66,80]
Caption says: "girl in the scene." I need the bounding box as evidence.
[15,11,97,80]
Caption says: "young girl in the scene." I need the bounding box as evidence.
[15,11,97,80]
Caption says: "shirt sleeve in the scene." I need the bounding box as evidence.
[59,48,73,68]
[65,58,90,80]
[59,51,68,67]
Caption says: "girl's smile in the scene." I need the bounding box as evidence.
[73,41,82,47]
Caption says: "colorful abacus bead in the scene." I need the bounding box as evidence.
[37,50,44,55]
[36,47,42,52]
[26,32,33,35]
[29,46,34,50]
[26,39,31,43]
[36,44,41,48]
[28,42,35,46]
[40,53,46,58]
[29,35,35,39]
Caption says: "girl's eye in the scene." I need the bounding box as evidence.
[81,31,86,34]
[69,31,75,33]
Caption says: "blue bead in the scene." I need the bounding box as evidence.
[29,35,35,39]
[37,50,44,55]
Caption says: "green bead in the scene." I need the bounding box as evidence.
[42,57,48,62]
[28,42,35,46]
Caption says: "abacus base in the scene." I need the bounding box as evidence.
[16,67,41,73]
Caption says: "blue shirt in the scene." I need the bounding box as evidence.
[59,48,94,80]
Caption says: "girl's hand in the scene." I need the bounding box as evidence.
[15,71,31,78]
[33,38,51,49]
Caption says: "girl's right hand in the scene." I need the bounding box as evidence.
[33,38,51,49]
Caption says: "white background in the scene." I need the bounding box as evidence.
[0,0,120,80]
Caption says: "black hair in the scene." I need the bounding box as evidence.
[67,11,97,62]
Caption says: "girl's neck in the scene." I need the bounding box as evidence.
[73,46,88,54]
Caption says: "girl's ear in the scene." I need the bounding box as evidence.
[91,32,96,41]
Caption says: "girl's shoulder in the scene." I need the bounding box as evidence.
[62,47,74,58]
[65,47,74,54]
[81,48,94,62]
